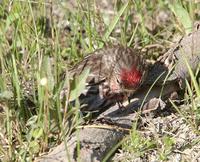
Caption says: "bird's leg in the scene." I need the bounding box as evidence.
[117,101,126,110]
[128,96,131,103]
[116,93,131,110]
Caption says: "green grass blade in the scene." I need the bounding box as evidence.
[69,68,90,101]
[127,23,138,47]
[103,1,129,43]
[169,2,192,34]
[11,54,21,106]
[185,58,200,97]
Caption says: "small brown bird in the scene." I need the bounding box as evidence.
[62,45,147,112]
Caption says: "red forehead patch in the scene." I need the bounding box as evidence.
[121,66,142,88]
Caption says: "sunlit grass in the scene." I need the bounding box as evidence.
[0,0,199,161]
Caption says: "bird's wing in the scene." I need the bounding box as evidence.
[67,51,115,112]
[69,51,107,85]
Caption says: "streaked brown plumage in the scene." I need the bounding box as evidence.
[62,45,147,112]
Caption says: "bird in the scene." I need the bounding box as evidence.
[61,45,147,113]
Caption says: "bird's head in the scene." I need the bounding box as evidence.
[102,46,147,97]
[109,65,144,94]
[120,65,143,90]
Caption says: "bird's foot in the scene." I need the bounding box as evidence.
[117,101,127,111]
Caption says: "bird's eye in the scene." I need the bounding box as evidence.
[116,78,121,84]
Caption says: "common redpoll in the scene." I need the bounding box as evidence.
[62,45,147,112]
